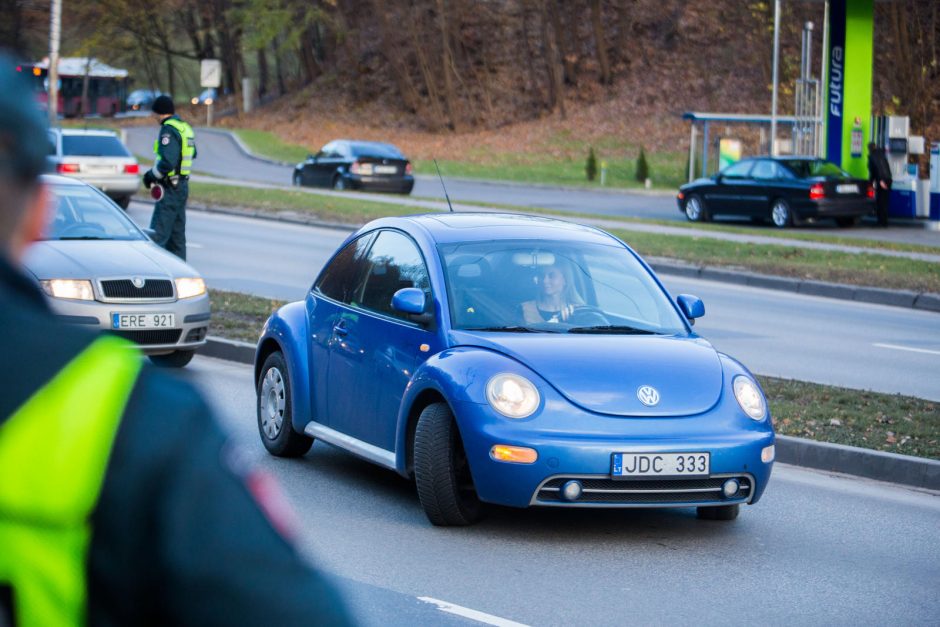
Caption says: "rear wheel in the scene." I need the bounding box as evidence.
[257,352,314,457]
[149,350,195,368]
[684,195,708,222]
[771,199,794,228]
[697,504,740,520]
[414,402,484,526]
[332,174,346,190]
[116,195,131,210]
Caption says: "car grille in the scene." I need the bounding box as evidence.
[101,279,174,300]
[533,475,753,506]
[110,329,182,345]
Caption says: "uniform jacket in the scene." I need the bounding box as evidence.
[0,254,349,626]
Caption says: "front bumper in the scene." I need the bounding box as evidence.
[453,400,774,509]
[48,292,210,355]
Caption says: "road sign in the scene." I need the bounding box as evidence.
[200,59,221,88]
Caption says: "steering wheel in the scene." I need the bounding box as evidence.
[58,223,108,238]
[568,305,610,326]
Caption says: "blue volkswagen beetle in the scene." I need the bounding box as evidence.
[255,213,775,525]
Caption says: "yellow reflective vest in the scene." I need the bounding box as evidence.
[152,118,196,177]
[0,336,141,627]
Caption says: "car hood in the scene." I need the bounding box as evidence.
[22,240,197,280]
[450,331,723,417]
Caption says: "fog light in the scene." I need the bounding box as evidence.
[761,444,775,463]
[722,479,740,498]
[489,445,537,464]
[561,480,583,501]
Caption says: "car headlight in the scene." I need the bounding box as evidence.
[40,279,94,300]
[175,277,206,299]
[486,373,540,419]
[733,376,767,421]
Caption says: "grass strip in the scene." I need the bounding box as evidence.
[206,288,940,460]
[609,229,940,293]
[230,128,311,163]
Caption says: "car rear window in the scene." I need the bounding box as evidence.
[349,143,404,159]
[782,159,850,179]
[62,135,131,157]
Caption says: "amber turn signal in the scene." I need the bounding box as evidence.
[489,445,538,464]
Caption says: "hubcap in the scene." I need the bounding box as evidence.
[686,198,701,221]
[772,202,788,227]
[260,367,286,439]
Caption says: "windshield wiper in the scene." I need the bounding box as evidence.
[463,325,545,333]
[568,325,658,335]
[58,236,112,240]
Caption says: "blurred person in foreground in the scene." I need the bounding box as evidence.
[0,57,349,627]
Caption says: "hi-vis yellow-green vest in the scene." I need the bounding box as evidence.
[153,118,195,176]
[0,336,141,627]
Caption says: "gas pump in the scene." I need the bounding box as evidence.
[875,115,928,219]
[930,142,940,228]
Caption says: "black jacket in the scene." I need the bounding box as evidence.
[0,255,349,626]
[868,148,892,184]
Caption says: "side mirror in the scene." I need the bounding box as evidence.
[713,173,723,183]
[392,287,426,315]
[142,227,157,240]
[307,154,317,163]
[677,294,705,323]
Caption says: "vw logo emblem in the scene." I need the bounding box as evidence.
[131,277,145,288]
[637,385,660,407]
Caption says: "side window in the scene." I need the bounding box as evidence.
[315,234,374,304]
[751,160,777,181]
[722,160,753,179]
[358,230,431,321]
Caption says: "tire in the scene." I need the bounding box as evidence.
[697,504,740,521]
[332,174,346,191]
[257,352,314,457]
[835,216,859,228]
[684,195,708,222]
[770,199,794,228]
[413,402,484,526]
[292,172,302,187]
[116,195,131,210]
[149,350,195,368]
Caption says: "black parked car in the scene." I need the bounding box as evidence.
[292,140,415,194]
[677,157,874,227]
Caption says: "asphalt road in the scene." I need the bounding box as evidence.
[123,126,940,247]
[128,201,940,401]
[180,355,940,626]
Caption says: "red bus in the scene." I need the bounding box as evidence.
[17,57,129,117]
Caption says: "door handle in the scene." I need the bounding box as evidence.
[333,321,348,337]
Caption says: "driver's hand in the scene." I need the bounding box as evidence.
[560,304,574,321]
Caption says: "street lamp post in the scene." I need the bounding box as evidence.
[770,0,781,156]
[48,0,62,126]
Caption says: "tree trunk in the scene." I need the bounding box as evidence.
[589,0,611,84]
[539,0,565,117]
[437,0,459,130]
[257,47,269,98]
[80,58,92,116]
[549,0,576,84]
[374,1,422,114]
[273,36,287,95]
[409,7,446,130]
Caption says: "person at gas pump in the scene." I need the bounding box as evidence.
[143,95,195,259]
[867,142,892,227]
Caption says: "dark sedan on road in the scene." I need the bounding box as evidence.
[292,140,415,194]
[677,157,874,227]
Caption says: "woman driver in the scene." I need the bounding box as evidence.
[520,260,583,323]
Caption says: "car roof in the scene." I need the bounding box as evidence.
[40,173,90,186]
[376,212,620,246]
[50,128,121,137]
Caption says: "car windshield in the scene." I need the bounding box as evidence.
[439,240,689,335]
[61,135,130,157]
[349,142,403,159]
[43,184,147,241]
[782,159,850,179]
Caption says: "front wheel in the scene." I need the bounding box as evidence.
[292,172,302,187]
[149,350,195,368]
[771,199,794,228]
[414,402,484,526]
[257,352,314,457]
[332,174,346,190]
[684,195,708,222]
[697,504,740,520]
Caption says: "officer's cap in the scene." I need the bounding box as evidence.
[0,55,50,183]
[152,95,175,115]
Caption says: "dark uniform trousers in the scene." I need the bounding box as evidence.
[150,178,188,260]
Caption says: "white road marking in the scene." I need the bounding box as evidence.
[873,343,940,357]
[418,597,530,627]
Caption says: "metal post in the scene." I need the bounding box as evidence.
[770,0,781,156]
[702,122,710,177]
[207,102,213,128]
[47,0,62,125]
[819,0,830,157]
[688,124,697,183]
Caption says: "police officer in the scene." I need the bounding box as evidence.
[143,95,194,259]
[0,58,350,626]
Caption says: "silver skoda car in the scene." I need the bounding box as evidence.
[21,175,210,367]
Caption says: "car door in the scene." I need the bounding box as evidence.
[309,231,376,427]
[740,159,777,216]
[706,159,755,217]
[326,229,438,452]
[306,142,339,187]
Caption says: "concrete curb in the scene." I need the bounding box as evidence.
[197,337,940,490]
[647,258,940,313]
[198,128,296,167]
[776,435,940,491]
